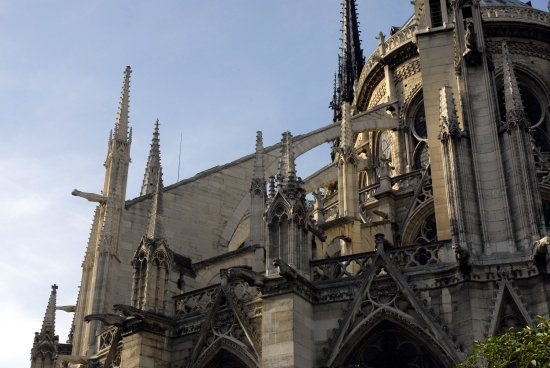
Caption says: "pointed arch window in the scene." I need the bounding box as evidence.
[378,131,392,161]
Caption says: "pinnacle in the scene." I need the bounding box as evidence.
[276,131,297,190]
[146,167,165,240]
[141,119,162,196]
[40,284,58,337]
[114,66,132,142]
[253,131,265,180]
[502,40,525,119]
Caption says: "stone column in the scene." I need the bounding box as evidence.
[261,292,315,368]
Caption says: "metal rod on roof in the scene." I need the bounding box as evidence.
[177,133,182,182]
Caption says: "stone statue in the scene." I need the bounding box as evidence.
[452,243,470,269]
[533,236,549,265]
[462,19,482,65]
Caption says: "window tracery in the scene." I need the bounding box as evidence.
[345,324,446,368]
[378,131,392,161]
[413,213,438,244]
[408,94,430,171]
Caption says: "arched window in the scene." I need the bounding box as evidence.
[378,131,392,161]
[414,213,438,244]
[414,142,430,171]
[408,92,430,171]
[341,322,448,367]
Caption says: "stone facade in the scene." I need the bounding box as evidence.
[31,0,550,367]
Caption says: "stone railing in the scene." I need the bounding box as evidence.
[387,240,449,269]
[482,6,550,26]
[174,284,219,318]
[228,278,261,303]
[97,327,117,352]
[310,241,451,283]
[391,170,423,191]
[358,23,418,88]
[310,251,376,282]
[359,183,379,204]
[322,202,339,222]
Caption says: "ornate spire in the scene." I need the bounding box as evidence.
[339,0,364,103]
[277,131,297,190]
[502,40,527,132]
[114,66,132,141]
[253,131,264,181]
[141,119,162,196]
[146,167,165,240]
[40,285,58,337]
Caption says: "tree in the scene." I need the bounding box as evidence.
[456,316,550,368]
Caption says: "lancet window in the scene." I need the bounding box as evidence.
[409,94,430,171]
[413,213,438,244]
[132,250,148,309]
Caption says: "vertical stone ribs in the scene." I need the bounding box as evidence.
[500,40,544,248]
[337,102,359,218]
[438,86,482,254]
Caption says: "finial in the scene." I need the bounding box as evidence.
[141,119,162,196]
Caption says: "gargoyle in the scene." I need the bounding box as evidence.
[273,259,298,282]
[533,236,549,266]
[56,305,77,313]
[452,243,470,269]
[56,355,89,365]
[72,189,107,204]
[113,304,145,319]
[84,313,126,327]
[228,267,265,286]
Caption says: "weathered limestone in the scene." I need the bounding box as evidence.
[37,1,550,367]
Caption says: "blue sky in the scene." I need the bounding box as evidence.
[1,0,547,365]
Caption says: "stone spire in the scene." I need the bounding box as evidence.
[253,131,264,181]
[146,167,165,240]
[339,0,364,103]
[40,284,58,337]
[141,119,162,196]
[502,40,527,131]
[114,66,132,141]
[250,132,267,259]
[277,131,297,190]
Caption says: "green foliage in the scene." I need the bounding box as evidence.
[456,316,550,368]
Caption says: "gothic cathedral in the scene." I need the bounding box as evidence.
[30,1,550,367]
